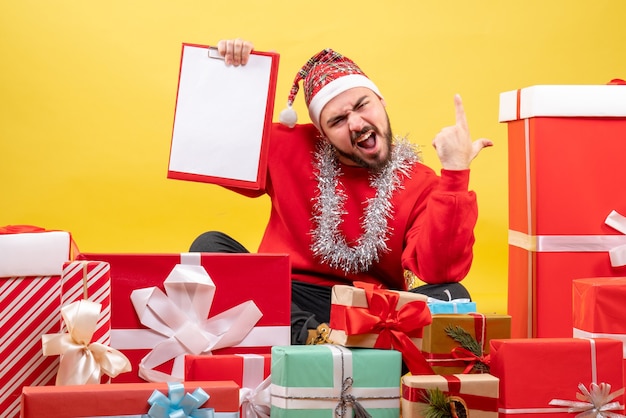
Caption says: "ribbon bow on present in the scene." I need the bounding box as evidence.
[42,300,131,385]
[147,382,214,418]
[450,346,491,374]
[342,282,434,375]
[240,376,271,418]
[605,211,626,267]
[131,263,263,382]
[549,382,626,418]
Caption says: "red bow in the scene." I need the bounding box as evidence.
[451,346,491,374]
[341,283,434,375]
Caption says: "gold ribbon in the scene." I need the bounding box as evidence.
[549,383,626,418]
[42,300,131,385]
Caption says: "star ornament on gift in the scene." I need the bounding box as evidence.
[549,382,626,418]
[42,299,131,385]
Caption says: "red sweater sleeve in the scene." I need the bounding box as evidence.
[401,169,478,284]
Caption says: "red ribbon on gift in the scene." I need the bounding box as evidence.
[402,375,498,412]
[450,347,491,374]
[336,282,434,375]
[0,225,48,234]
[424,312,490,373]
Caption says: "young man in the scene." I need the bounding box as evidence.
[191,39,492,344]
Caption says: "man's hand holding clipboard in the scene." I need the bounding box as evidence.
[167,41,279,190]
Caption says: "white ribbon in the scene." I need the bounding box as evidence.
[549,383,625,418]
[240,376,272,418]
[130,263,263,382]
[239,354,271,418]
[605,211,626,267]
[508,210,626,267]
[573,329,626,358]
[42,300,131,385]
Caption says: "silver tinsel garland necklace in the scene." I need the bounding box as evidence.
[310,137,420,274]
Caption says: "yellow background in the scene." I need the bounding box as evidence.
[2,1,625,315]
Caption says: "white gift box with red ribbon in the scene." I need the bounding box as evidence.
[0,226,73,277]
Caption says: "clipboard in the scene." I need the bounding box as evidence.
[167,43,280,190]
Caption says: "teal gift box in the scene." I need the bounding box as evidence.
[427,298,477,314]
[270,344,401,418]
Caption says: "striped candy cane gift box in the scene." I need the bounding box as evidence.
[0,261,113,417]
[0,226,76,417]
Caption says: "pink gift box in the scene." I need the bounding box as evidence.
[77,252,291,382]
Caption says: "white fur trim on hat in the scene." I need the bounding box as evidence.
[307,74,383,129]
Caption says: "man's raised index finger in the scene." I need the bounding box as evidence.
[454,94,469,130]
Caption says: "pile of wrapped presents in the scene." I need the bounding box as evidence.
[3,83,626,418]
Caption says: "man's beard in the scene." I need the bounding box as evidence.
[335,115,393,171]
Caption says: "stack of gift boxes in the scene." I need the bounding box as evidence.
[4,83,626,418]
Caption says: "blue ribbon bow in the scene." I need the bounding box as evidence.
[147,382,214,418]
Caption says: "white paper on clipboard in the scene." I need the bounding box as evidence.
[168,44,278,189]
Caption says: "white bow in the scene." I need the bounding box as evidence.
[130,263,263,381]
[42,300,131,385]
[549,382,625,418]
[240,376,272,418]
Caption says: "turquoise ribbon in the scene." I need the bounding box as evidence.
[146,382,213,418]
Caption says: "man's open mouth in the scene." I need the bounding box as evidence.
[356,130,377,149]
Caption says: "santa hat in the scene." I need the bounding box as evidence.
[278,48,383,130]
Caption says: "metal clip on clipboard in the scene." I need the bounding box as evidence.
[208,47,223,60]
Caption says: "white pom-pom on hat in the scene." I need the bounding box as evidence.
[279,104,297,128]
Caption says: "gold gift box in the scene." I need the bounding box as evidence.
[421,313,511,374]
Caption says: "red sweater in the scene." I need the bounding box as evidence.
[238,123,477,291]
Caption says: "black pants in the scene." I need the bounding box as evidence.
[190,231,471,345]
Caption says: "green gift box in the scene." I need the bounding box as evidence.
[270,345,401,418]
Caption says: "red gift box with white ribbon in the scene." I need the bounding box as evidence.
[573,277,626,390]
[185,353,271,418]
[77,252,291,383]
[500,84,626,338]
[490,337,625,418]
